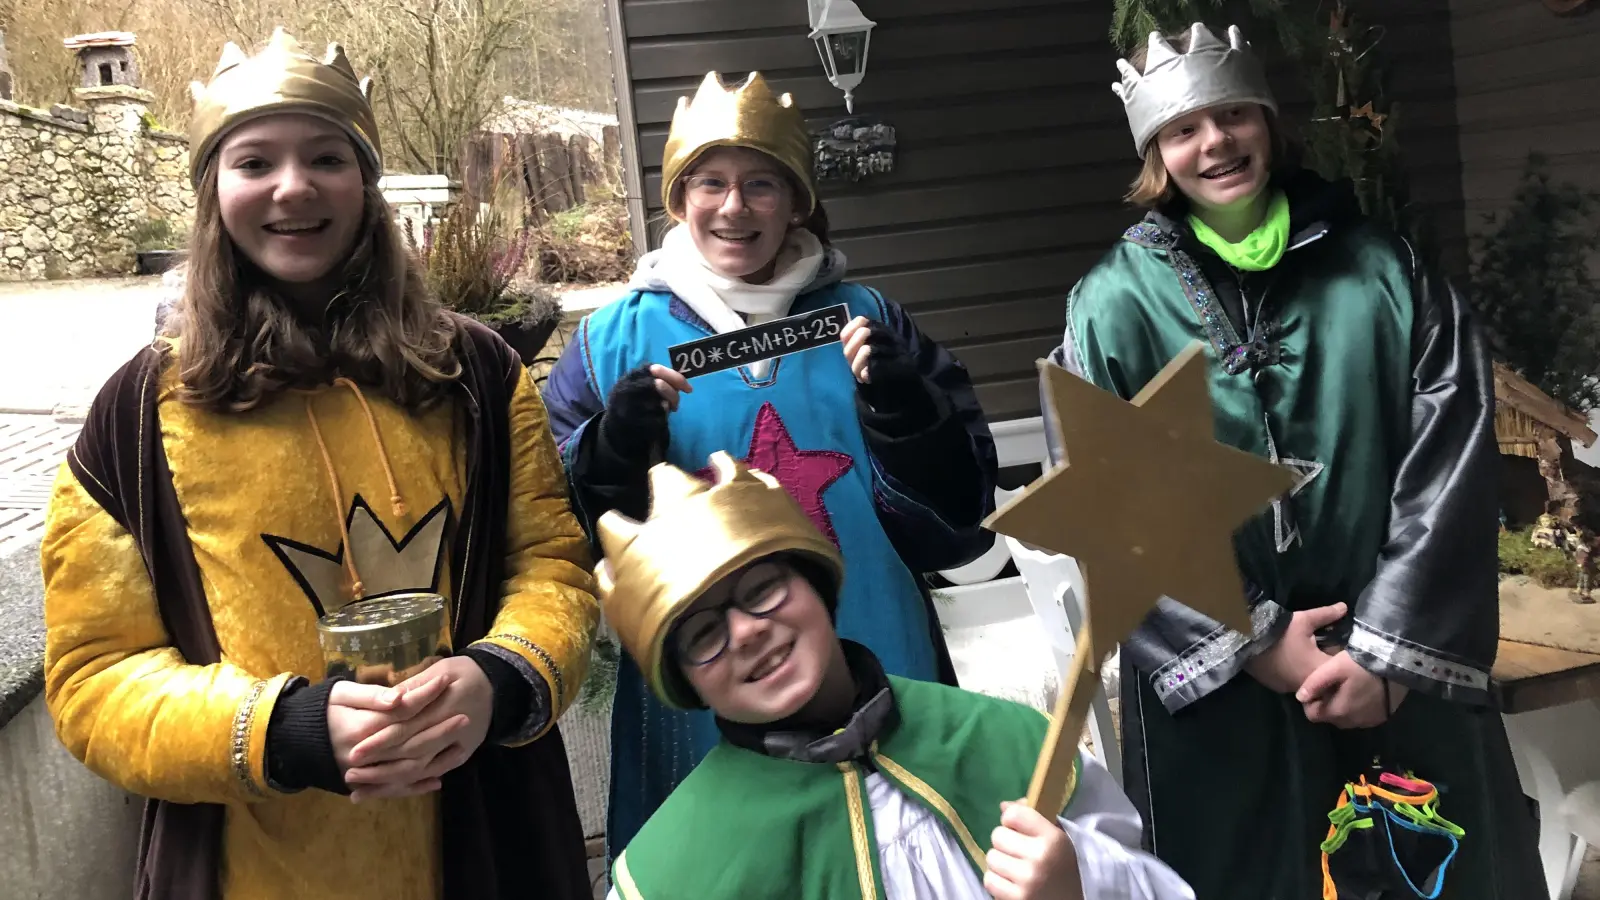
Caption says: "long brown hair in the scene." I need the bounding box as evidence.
[173,158,462,412]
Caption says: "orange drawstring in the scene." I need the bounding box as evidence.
[333,377,407,519]
[304,400,364,600]
[301,378,410,604]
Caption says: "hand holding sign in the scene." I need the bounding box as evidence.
[668,305,852,379]
[841,317,941,424]
[842,317,875,383]
[643,365,692,412]
[599,365,693,467]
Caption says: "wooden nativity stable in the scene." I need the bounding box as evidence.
[598,0,1600,466]
[1494,362,1599,527]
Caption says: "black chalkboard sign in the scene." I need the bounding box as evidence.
[668,304,852,378]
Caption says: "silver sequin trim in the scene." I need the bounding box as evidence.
[1152,601,1281,702]
[1348,622,1489,692]
[469,641,550,742]
[231,680,269,797]
[486,633,565,702]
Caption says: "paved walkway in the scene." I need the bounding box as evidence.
[0,277,164,417]
[0,277,159,559]
[0,416,81,560]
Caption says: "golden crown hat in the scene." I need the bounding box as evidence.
[661,72,816,219]
[596,452,844,709]
[187,27,382,186]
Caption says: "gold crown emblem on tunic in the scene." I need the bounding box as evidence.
[661,71,816,218]
[596,452,843,708]
[187,27,382,186]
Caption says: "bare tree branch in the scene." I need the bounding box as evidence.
[5,0,615,176]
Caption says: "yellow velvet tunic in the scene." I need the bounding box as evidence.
[41,360,598,900]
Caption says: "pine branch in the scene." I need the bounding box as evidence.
[1471,153,1600,413]
[577,631,620,714]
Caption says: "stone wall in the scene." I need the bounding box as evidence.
[0,86,194,281]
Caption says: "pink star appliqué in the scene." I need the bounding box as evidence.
[696,403,854,546]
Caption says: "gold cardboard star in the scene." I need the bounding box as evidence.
[987,342,1294,654]
[987,342,1295,812]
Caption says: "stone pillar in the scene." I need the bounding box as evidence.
[74,85,155,274]
[0,31,13,101]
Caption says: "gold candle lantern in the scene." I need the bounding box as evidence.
[316,592,452,686]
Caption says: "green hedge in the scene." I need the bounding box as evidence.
[1498,527,1577,588]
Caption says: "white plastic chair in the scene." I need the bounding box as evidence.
[1005,538,1122,786]
[1504,701,1600,899]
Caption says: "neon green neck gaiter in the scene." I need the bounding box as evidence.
[1187,190,1291,272]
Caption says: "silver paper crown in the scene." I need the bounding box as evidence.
[1112,23,1277,156]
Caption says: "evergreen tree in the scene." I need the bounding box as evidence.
[1296,4,1413,241]
[1110,0,1307,56]
[1470,154,1600,414]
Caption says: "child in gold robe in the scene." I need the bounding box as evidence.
[41,28,597,900]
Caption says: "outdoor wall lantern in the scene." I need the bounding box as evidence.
[807,0,876,112]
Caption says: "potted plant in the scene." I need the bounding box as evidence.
[409,201,564,364]
[130,216,188,276]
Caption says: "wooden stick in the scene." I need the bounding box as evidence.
[1026,624,1102,813]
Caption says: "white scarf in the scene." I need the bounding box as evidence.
[627,225,830,379]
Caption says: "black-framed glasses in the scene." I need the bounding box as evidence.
[682,174,786,213]
[671,561,795,666]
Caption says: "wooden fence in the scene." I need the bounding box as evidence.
[461,125,622,221]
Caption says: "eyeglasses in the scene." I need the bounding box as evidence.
[670,562,795,666]
[682,174,787,213]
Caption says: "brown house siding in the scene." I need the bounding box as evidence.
[1369,2,1469,281]
[606,0,1467,422]
[612,0,1140,421]
[1448,0,1600,243]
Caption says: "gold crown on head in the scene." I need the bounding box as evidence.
[187,27,382,186]
[596,452,843,709]
[661,72,816,219]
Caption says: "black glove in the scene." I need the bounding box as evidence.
[855,321,941,429]
[599,365,670,465]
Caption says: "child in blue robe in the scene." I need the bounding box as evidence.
[542,71,998,856]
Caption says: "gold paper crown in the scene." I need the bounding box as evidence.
[187,27,382,186]
[596,452,843,709]
[661,72,816,219]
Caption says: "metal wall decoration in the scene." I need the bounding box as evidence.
[812,117,896,183]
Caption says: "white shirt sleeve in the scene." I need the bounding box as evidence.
[1061,750,1196,900]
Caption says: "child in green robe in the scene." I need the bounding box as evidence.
[593,451,1194,900]
[1051,19,1542,899]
